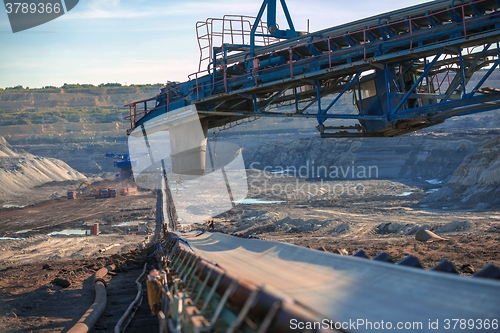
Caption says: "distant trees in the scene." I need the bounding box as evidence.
[61,83,96,89]
[60,83,162,89]
[3,85,57,90]
[1,83,165,91]
[98,83,122,87]
[129,83,164,87]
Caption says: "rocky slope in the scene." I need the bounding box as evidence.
[0,86,161,174]
[0,86,161,112]
[423,138,500,209]
[0,137,85,202]
[243,134,481,182]
[10,138,128,175]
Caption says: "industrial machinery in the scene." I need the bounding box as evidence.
[95,188,109,199]
[117,2,500,331]
[105,153,136,180]
[77,180,97,195]
[125,0,500,138]
[66,190,76,199]
[124,0,500,225]
[108,188,117,198]
[67,181,96,199]
[123,0,500,226]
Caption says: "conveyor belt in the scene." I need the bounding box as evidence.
[126,0,500,138]
[184,232,500,332]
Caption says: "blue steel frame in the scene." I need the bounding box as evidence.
[126,0,500,137]
[250,0,300,53]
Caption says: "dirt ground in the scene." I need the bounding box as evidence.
[1,173,499,332]
[196,171,500,273]
[0,179,158,332]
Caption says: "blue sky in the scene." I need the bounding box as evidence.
[0,0,428,88]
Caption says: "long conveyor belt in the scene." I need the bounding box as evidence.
[183,232,500,332]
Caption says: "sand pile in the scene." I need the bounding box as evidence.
[0,137,85,201]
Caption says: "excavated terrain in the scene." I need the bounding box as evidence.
[0,105,499,331]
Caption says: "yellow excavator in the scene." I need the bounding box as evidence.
[76,180,97,196]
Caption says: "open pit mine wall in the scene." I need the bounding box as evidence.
[10,137,127,175]
[0,123,127,175]
[244,136,499,209]
[0,87,163,175]
[424,138,500,209]
[0,87,161,111]
[244,136,476,180]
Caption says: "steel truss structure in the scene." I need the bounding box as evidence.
[126,0,500,137]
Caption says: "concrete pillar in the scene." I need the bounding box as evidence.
[169,118,208,175]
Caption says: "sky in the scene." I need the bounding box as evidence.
[0,0,429,88]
